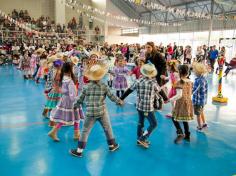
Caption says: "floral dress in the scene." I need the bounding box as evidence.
[172,80,194,122]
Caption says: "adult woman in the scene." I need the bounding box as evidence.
[145,42,167,86]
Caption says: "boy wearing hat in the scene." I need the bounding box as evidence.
[192,62,208,132]
[70,63,123,157]
[121,63,168,148]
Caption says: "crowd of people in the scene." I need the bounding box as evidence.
[1,38,235,157]
[0,9,86,33]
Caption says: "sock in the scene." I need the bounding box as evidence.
[77,148,83,153]
[74,122,79,130]
[55,122,64,129]
[143,130,148,136]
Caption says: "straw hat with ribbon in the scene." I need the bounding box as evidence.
[192,62,208,76]
[70,56,79,65]
[140,63,157,78]
[84,63,108,81]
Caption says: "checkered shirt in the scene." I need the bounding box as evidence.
[192,76,208,106]
[74,81,121,118]
[130,77,161,112]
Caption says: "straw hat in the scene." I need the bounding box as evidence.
[35,48,45,55]
[140,63,157,78]
[71,56,79,65]
[192,62,208,75]
[90,51,101,58]
[47,55,57,64]
[84,63,108,81]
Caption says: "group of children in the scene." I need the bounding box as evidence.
[14,45,210,158]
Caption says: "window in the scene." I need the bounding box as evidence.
[121,28,139,35]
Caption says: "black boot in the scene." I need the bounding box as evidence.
[174,129,184,144]
[184,132,191,142]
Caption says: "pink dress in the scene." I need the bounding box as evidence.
[168,72,179,98]
[30,54,36,75]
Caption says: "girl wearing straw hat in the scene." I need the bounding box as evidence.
[121,63,168,149]
[70,63,123,157]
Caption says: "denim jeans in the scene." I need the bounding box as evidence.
[137,110,157,140]
[78,110,115,149]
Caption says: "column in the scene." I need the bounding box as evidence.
[55,0,66,25]
[207,0,214,46]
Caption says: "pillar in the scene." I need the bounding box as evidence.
[55,0,65,25]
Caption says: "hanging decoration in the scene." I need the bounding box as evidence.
[66,4,134,28]
[65,0,181,27]
[126,0,211,19]
[127,0,236,21]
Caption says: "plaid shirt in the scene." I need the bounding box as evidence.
[130,77,161,112]
[74,81,121,118]
[192,76,208,106]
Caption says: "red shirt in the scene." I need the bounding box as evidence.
[131,66,142,79]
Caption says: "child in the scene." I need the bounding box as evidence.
[29,53,37,79]
[130,58,145,80]
[70,56,80,90]
[42,59,63,120]
[192,62,208,132]
[112,55,129,98]
[48,62,81,141]
[166,64,193,144]
[70,63,123,157]
[161,60,179,118]
[121,63,168,148]
[22,51,31,79]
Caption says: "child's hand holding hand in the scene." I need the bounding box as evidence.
[160,75,166,80]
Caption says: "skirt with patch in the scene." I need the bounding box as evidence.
[45,89,62,110]
[50,95,82,125]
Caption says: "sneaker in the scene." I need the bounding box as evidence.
[137,140,151,146]
[196,126,203,132]
[184,136,190,142]
[165,114,172,118]
[69,149,83,157]
[137,140,149,149]
[202,124,208,129]
[109,143,120,152]
[174,134,184,144]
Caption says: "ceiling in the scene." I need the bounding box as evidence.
[111,0,236,23]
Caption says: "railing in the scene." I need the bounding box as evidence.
[0,29,105,44]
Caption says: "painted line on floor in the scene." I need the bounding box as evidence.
[0,111,137,129]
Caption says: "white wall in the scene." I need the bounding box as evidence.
[106,35,141,44]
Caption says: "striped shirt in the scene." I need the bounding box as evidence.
[74,81,122,118]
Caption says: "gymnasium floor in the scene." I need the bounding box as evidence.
[0,65,236,176]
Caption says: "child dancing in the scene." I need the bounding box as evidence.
[161,60,179,118]
[43,59,63,122]
[166,65,194,144]
[192,62,208,132]
[70,63,123,157]
[121,63,168,148]
[48,62,81,141]
[112,54,129,98]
